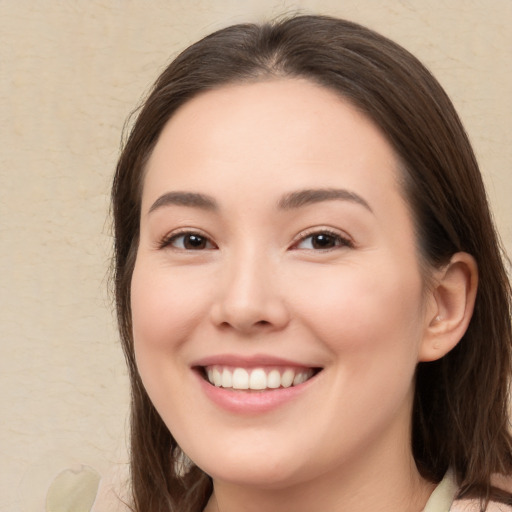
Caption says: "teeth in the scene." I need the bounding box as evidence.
[249,368,267,390]
[232,368,249,389]
[212,367,222,387]
[281,369,294,388]
[293,372,308,386]
[221,368,232,388]
[267,369,281,389]
[205,366,314,390]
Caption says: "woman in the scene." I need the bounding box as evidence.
[109,15,512,512]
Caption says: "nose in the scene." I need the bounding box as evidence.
[209,252,290,335]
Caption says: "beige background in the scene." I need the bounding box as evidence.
[1,1,511,511]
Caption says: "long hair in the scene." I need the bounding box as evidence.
[112,15,512,511]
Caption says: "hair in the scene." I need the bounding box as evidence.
[112,14,512,512]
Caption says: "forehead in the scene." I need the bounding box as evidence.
[142,78,405,216]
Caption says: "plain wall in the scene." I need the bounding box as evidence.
[1,1,511,510]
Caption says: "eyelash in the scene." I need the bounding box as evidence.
[291,228,354,251]
[158,228,354,251]
[158,230,217,251]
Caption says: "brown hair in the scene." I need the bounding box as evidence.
[112,15,512,511]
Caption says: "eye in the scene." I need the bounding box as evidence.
[293,230,353,250]
[162,231,216,250]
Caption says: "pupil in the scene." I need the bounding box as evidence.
[185,234,206,249]
[313,234,334,249]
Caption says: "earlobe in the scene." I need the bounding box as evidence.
[419,252,478,362]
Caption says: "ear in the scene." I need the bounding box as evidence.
[419,252,478,362]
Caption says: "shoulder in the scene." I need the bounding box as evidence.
[423,470,512,512]
[451,474,512,512]
[451,499,512,512]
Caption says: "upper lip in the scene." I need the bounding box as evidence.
[191,353,322,369]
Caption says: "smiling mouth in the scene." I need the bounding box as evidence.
[198,365,321,391]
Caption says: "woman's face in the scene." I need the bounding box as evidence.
[131,79,436,489]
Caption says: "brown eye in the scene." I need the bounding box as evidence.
[168,232,215,250]
[310,233,338,249]
[294,231,353,250]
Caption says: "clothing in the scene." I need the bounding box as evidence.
[423,471,512,512]
[48,465,512,512]
[422,470,459,512]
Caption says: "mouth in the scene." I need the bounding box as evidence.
[197,365,322,391]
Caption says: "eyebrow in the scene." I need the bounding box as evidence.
[147,187,372,215]
[278,188,373,212]
[148,191,218,214]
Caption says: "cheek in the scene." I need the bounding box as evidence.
[131,261,209,352]
[130,260,204,428]
[288,260,426,361]
[292,265,425,445]
[130,260,201,405]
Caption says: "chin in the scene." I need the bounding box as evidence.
[192,450,310,490]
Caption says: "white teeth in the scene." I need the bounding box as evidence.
[249,368,267,390]
[205,366,315,390]
[281,369,294,388]
[267,369,281,389]
[232,368,249,389]
[212,367,222,387]
[221,368,232,388]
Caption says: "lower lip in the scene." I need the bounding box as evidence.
[194,371,317,414]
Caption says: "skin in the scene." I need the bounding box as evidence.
[131,79,476,512]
